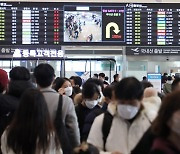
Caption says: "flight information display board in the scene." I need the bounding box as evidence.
[125,3,180,46]
[0,2,180,48]
[0,2,63,45]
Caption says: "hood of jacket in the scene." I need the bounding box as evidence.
[142,96,161,122]
[143,96,161,108]
[107,102,118,116]
[8,80,35,98]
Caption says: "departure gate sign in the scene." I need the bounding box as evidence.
[1,2,180,47]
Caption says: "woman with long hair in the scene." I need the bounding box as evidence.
[149,90,180,154]
[53,77,73,97]
[1,89,62,154]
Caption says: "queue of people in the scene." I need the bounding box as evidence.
[0,65,180,154]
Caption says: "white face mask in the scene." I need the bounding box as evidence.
[85,100,99,109]
[171,117,180,135]
[64,87,73,97]
[117,104,139,120]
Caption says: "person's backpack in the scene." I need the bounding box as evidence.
[54,95,73,154]
[101,111,113,151]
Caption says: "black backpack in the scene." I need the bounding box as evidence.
[102,111,113,151]
[54,95,73,154]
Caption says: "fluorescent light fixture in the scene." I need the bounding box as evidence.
[76,6,89,11]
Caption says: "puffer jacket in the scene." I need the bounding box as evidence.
[87,103,152,154]
[143,96,161,122]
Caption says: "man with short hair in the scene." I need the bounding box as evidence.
[111,74,120,86]
[34,63,80,151]
[98,73,105,81]
[99,73,109,87]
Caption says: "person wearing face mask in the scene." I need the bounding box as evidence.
[81,85,115,141]
[149,90,180,154]
[75,80,102,142]
[69,76,82,101]
[34,64,80,153]
[53,77,73,97]
[87,77,153,154]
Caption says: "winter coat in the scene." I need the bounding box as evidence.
[131,128,156,154]
[0,94,19,119]
[41,87,80,148]
[143,96,161,122]
[163,82,172,94]
[0,80,35,143]
[75,103,101,141]
[82,107,105,141]
[87,103,152,154]
[0,80,35,117]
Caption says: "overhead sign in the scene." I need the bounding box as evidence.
[2,2,180,46]
[106,22,120,39]
[126,47,180,55]
[102,7,125,42]
[147,73,162,92]
[0,45,63,59]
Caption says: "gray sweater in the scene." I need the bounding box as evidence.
[40,87,80,148]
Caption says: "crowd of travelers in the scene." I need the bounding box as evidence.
[0,64,180,154]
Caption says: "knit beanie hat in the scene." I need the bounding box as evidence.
[0,68,8,90]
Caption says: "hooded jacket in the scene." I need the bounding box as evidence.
[142,96,161,122]
[87,103,152,154]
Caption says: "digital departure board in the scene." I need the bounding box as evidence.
[0,2,64,45]
[1,2,180,48]
[125,3,180,46]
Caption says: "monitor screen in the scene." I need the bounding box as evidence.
[64,8,102,42]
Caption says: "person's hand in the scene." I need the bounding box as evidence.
[58,88,65,95]
[111,151,122,154]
